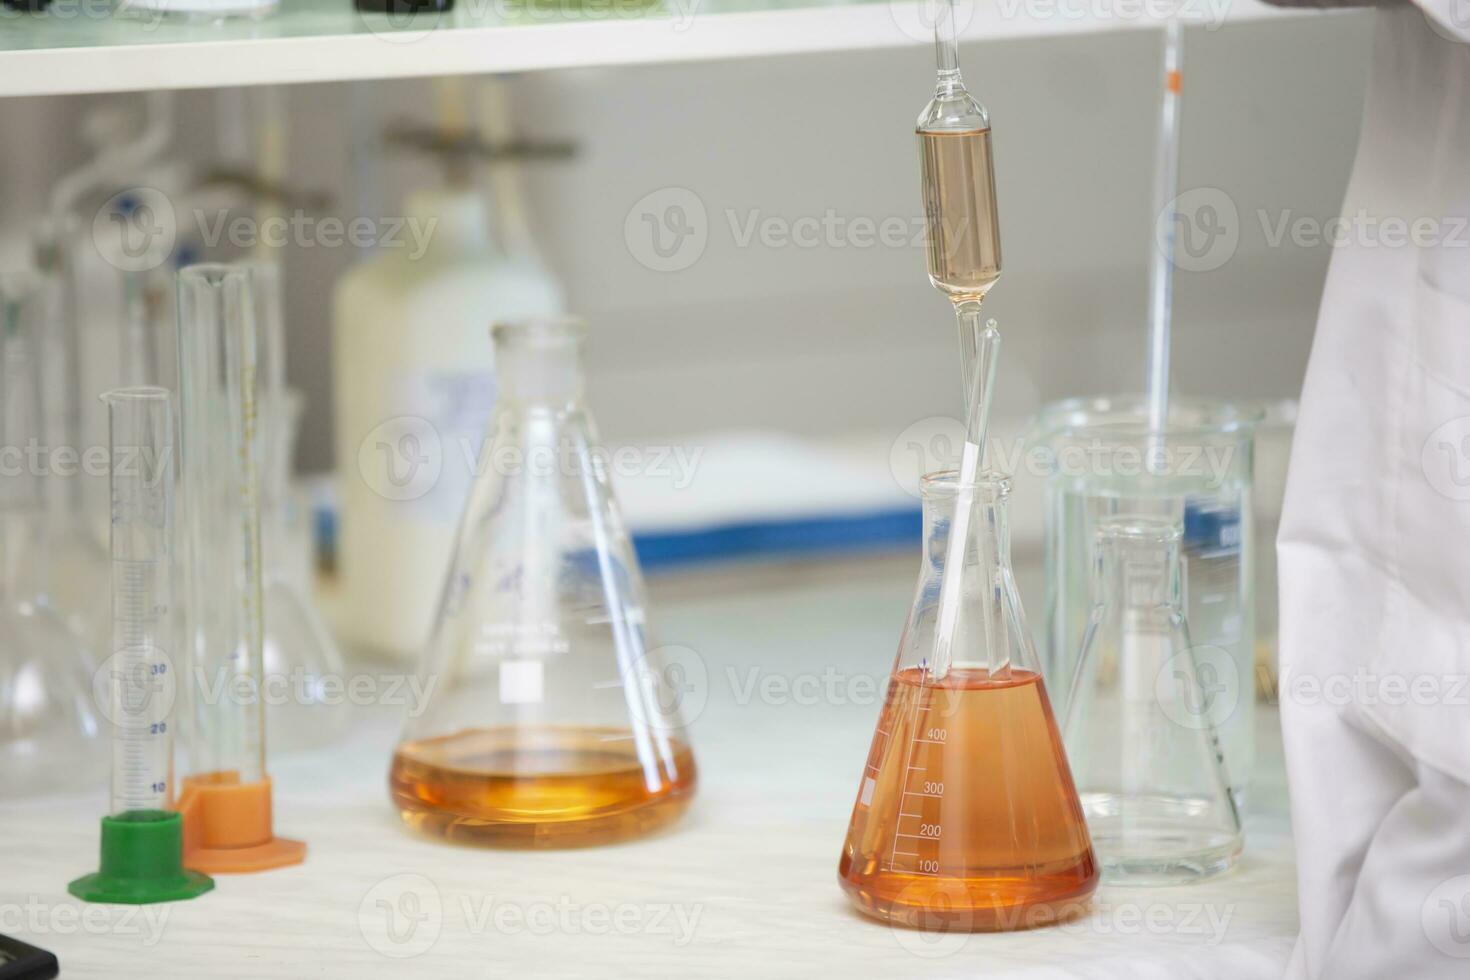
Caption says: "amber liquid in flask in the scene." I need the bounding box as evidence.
[840,668,1095,929]
[919,127,1002,304]
[391,727,696,847]
[838,472,1097,930]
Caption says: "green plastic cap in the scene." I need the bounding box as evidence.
[68,810,214,904]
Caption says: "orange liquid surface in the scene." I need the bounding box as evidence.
[390,725,696,848]
[838,668,1097,931]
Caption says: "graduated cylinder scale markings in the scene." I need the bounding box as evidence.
[102,386,177,816]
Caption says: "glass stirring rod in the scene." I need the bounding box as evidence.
[932,319,1002,678]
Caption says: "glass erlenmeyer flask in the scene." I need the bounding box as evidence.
[838,471,1097,931]
[252,262,348,750]
[390,317,696,848]
[29,235,111,652]
[1032,397,1261,801]
[263,389,349,750]
[1061,516,1243,885]
[0,273,102,795]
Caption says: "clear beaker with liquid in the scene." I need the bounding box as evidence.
[838,471,1097,931]
[1031,396,1260,800]
[390,317,697,848]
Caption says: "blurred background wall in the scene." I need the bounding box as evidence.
[0,12,1372,472]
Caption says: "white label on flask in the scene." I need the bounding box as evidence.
[499,660,545,704]
[859,777,876,807]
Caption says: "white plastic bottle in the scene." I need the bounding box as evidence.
[333,183,562,661]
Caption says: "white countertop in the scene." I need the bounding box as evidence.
[0,558,1299,979]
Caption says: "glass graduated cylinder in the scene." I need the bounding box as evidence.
[103,387,176,816]
[175,264,265,786]
[838,472,1097,930]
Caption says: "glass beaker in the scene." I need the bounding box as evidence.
[390,317,697,848]
[1032,396,1260,800]
[838,471,1097,931]
[1061,517,1243,884]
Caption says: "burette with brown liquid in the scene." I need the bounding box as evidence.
[918,0,1003,410]
[919,2,1001,300]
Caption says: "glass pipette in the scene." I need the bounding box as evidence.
[1146,20,1183,437]
[918,0,1002,404]
[69,386,213,905]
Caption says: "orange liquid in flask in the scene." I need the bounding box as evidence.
[839,667,1098,930]
[391,726,696,848]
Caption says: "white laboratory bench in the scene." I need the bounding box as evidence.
[0,556,1298,979]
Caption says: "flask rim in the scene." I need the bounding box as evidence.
[920,469,1010,500]
[1030,395,1265,444]
[1095,514,1182,544]
[492,315,587,347]
[178,261,251,289]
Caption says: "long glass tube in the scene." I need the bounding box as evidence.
[932,318,1001,676]
[102,387,175,815]
[1146,20,1184,437]
[176,263,265,785]
[249,260,287,529]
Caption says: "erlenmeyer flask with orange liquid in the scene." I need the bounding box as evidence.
[389,317,697,847]
[838,471,1098,931]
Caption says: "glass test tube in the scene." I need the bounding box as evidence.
[102,387,175,815]
[176,264,265,785]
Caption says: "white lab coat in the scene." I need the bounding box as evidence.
[1278,5,1470,979]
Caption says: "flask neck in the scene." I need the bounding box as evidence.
[933,69,966,100]
[920,480,1010,575]
[1093,522,1184,617]
[493,319,586,409]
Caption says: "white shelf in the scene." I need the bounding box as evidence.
[0,0,1309,97]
